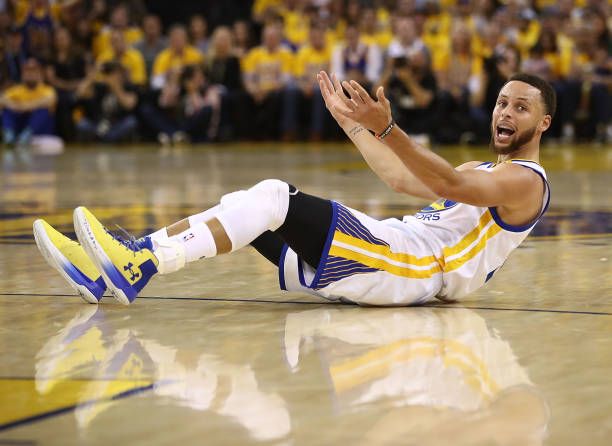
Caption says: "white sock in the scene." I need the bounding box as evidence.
[173,222,217,261]
[147,205,221,248]
[148,227,168,245]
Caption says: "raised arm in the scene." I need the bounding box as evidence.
[317,71,437,201]
[335,78,543,210]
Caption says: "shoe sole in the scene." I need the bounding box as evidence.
[73,208,131,305]
[33,220,101,304]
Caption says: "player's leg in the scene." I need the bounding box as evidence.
[73,179,332,304]
[34,193,261,303]
[250,186,332,269]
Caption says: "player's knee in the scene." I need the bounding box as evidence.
[220,190,247,208]
[248,179,290,230]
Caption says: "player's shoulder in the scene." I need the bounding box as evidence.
[455,161,486,171]
[490,161,545,191]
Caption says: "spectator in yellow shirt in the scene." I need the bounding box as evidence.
[295,21,332,140]
[241,23,298,140]
[280,0,310,50]
[97,30,147,87]
[513,8,541,61]
[1,58,56,147]
[359,6,392,50]
[151,25,204,90]
[92,4,143,58]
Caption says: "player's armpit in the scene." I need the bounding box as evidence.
[440,162,544,209]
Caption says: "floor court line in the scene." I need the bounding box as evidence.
[1,292,610,316]
[0,377,155,382]
[0,382,165,433]
[0,440,37,445]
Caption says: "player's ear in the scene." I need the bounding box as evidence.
[539,115,551,133]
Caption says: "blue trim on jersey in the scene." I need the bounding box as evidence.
[297,255,307,287]
[278,244,289,291]
[335,205,389,247]
[488,165,550,233]
[316,256,379,288]
[310,201,339,289]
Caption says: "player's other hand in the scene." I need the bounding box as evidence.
[317,71,357,128]
[339,79,393,134]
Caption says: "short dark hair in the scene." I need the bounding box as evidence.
[505,73,556,119]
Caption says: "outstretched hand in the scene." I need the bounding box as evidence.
[317,71,357,128]
[317,71,393,134]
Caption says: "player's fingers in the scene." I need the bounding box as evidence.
[378,86,392,110]
[332,75,357,110]
[318,76,331,100]
[342,80,365,104]
[350,80,372,103]
[331,73,347,98]
[319,71,335,94]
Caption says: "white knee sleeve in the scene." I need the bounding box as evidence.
[246,179,291,231]
[216,179,290,251]
[219,190,247,209]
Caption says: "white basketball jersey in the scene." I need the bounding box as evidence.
[401,160,550,300]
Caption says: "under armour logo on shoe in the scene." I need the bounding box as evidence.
[124,262,140,281]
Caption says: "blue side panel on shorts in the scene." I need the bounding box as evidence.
[311,203,383,290]
[278,244,289,291]
[316,256,379,289]
[335,205,389,247]
[310,202,340,288]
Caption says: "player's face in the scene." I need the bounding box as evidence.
[490,81,546,154]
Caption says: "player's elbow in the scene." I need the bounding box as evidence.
[388,177,408,194]
[429,171,465,198]
[429,180,454,198]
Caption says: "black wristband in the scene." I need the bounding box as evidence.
[375,120,395,140]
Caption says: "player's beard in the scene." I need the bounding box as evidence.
[489,125,537,154]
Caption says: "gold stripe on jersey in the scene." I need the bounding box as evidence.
[328,245,442,279]
[442,211,493,261]
[444,223,503,273]
[334,231,440,267]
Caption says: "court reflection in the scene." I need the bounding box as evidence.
[284,307,550,445]
[34,307,291,442]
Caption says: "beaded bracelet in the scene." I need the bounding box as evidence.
[375,120,395,140]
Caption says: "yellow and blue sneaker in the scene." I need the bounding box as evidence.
[33,219,107,304]
[73,206,158,305]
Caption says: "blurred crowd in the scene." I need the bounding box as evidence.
[0,0,610,148]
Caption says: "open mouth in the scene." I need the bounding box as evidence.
[495,124,515,142]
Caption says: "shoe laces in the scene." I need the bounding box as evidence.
[106,225,142,255]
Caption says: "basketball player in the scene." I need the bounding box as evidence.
[33,70,554,306]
